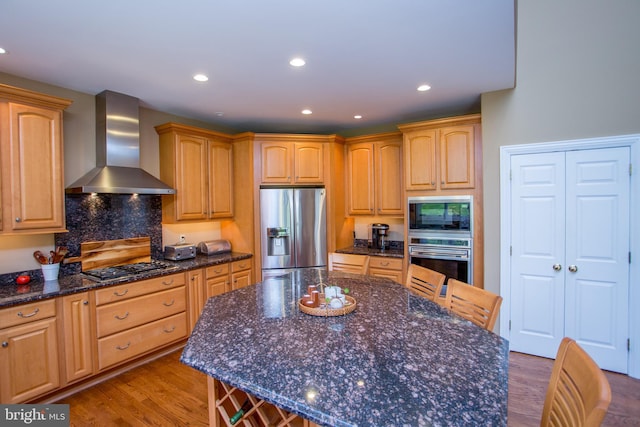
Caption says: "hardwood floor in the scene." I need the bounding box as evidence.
[60,350,640,426]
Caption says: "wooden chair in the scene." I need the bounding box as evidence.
[328,253,369,275]
[405,264,446,302]
[541,337,612,427]
[443,278,502,331]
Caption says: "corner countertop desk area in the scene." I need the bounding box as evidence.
[181,270,508,427]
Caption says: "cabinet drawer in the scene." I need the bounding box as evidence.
[96,287,186,338]
[232,259,251,273]
[0,299,56,329]
[97,312,187,371]
[369,257,403,271]
[206,263,230,279]
[95,272,186,305]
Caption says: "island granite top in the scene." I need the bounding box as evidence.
[181,269,508,427]
[0,252,252,308]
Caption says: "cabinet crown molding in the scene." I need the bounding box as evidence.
[0,83,72,110]
[397,114,481,132]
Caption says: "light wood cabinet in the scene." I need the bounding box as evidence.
[156,123,234,222]
[206,263,231,297]
[0,84,72,234]
[399,115,480,191]
[0,299,60,403]
[231,259,253,290]
[346,133,403,216]
[60,292,94,384]
[187,268,207,332]
[368,256,404,283]
[95,273,187,371]
[259,137,324,185]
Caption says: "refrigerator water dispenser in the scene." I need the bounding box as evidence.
[267,227,290,256]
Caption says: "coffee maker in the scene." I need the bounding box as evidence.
[369,223,390,250]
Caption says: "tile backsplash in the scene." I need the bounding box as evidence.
[55,193,163,274]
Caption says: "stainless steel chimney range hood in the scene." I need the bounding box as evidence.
[66,90,176,195]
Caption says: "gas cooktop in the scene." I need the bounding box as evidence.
[82,260,179,282]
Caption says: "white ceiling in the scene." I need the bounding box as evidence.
[0,0,515,134]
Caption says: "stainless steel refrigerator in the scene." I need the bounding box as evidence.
[260,187,327,280]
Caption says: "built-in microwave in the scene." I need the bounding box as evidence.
[408,195,473,235]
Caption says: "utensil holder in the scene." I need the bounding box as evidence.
[41,263,60,281]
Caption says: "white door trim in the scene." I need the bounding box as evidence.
[499,134,640,379]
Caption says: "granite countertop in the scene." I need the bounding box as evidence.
[181,269,508,426]
[335,246,404,258]
[0,252,252,309]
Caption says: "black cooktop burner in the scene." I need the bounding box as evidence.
[83,261,178,282]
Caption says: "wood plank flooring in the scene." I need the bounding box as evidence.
[60,350,640,426]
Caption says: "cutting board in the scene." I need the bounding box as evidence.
[71,237,152,271]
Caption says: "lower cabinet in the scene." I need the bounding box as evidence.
[60,292,94,384]
[231,259,253,290]
[368,257,404,284]
[94,273,187,371]
[0,299,60,403]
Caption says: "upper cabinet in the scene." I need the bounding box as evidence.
[0,84,72,234]
[345,132,403,216]
[156,123,233,222]
[398,114,480,191]
[258,135,324,185]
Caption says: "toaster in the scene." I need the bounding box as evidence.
[197,239,232,255]
[164,243,197,260]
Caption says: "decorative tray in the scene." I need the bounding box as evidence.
[299,295,357,317]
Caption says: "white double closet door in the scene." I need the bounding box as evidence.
[509,146,630,373]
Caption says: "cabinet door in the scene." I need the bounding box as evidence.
[176,134,208,220]
[346,143,374,215]
[261,142,292,184]
[207,275,229,297]
[231,269,252,291]
[375,140,403,215]
[187,269,206,332]
[208,141,234,218]
[294,142,324,183]
[439,125,475,189]
[61,292,93,383]
[0,318,60,403]
[404,130,437,190]
[7,103,65,231]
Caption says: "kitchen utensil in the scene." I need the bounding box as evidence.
[33,250,49,265]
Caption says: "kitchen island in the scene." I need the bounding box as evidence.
[181,270,508,426]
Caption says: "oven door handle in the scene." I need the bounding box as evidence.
[409,248,470,260]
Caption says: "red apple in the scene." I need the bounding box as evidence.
[16,275,31,285]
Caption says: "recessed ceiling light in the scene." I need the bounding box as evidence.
[417,84,431,92]
[354,115,362,119]
[0,47,7,55]
[193,74,209,82]
[301,109,312,115]
[290,58,306,67]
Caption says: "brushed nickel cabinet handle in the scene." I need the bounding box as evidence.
[114,289,128,297]
[115,312,130,320]
[116,342,131,350]
[17,308,39,318]
[15,217,21,223]
[83,300,89,305]
[162,279,175,286]
[163,325,176,333]
[163,299,175,307]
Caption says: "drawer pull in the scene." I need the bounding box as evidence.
[116,342,131,350]
[114,312,130,320]
[162,279,174,286]
[163,299,175,307]
[214,268,223,273]
[17,308,39,318]
[381,261,390,266]
[114,289,129,297]
[163,325,176,333]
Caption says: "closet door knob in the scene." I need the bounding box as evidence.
[552,264,562,271]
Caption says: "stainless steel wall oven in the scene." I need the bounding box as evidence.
[408,195,473,288]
